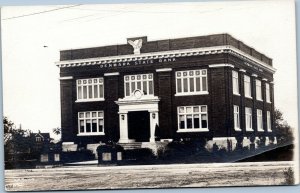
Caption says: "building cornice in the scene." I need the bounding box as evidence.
[208,64,234,68]
[59,76,73,80]
[56,45,276,74]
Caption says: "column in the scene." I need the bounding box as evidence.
[118,112,130,143]
[149,111,159,142]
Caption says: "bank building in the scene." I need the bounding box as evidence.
[56,34,277,155]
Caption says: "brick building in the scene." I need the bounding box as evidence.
[56,34,276,152]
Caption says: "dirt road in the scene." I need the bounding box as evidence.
[5,161,294,191]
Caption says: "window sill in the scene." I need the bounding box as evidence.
[257,129,264,132]
[77,133,105,136]
[177,128,209,133]
[245,96,252,99]
[75,99,105,103]
[234,128,242,131]
[175,91,209,96]
[246,129,254,132]
[233,93,240,96]
[256,99,263,102]
[267,130,272,132]
[266,101,272,104]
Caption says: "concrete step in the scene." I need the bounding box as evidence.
[118,142,143,150]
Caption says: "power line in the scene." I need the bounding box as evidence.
[2,4,82,21]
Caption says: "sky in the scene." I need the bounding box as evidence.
[1,0,298,139]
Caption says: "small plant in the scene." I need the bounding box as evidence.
[283,167,295,185]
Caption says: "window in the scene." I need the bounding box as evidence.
[266,83,271,103]
[245,107,253,131]
[177,105,208,132]
[244,75,251,98]
[232,70,239,95]
[40,154,48,162]
[54,154,60,162]
[78,111,104,135]
[257,109,264,132]
[256,80,262,101]
[234,105,241,131]
[36,137,42,142]
[267,111,272,132]
[77,78,104,101]
[124,74,153,97]
[176,69,208,95]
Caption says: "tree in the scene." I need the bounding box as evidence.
[52,127,61,135]
[274,109,294,145]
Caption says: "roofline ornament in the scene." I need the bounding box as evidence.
[128,39,143,55]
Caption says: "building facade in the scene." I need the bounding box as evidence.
[57,34,276,152]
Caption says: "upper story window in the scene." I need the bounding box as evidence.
[78,111,104,136]
[256,80,262,101]
[257,109,264,132]
[77,78,104,102]
[124,74,153,97]
[245,107,253,131]
[244,75,252,98]
[234,105,241,131]
[36,137,42,142]
[177,105,208,132]
[232,70,239,95]
[176,69,208,96]
[266,83,271,103]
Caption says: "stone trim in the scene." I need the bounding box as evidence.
[156,68,172,72]
[208,64,234,68]
[59,76,73,80]
[104,72,120,76]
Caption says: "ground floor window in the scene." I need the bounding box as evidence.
[54,154,60,162]
[245,107,253,131]
[257,109,264,132]
[234,105,241,131]
[177,105,208,132]
[40,154,48,162]
[78,111,104,135]
[267,111,272,132]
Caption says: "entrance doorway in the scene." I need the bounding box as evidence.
[128,111,150,142]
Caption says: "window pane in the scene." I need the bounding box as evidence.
[86,112,90,118]
[201,114,208,128]
[80,120,84,133]
[194,115,200,128]
[86,120,91,132]
[186,107,192,113]
[196,77,201,91]
[183,78,188,92]
[83,86,87,99]
[125,82,130,96]
[98,119,104,132]
[143,81,147,94]
[179,107,185,113]
[149,81,153,94]
[177,79,182,93]
[189,78,194,92]
[137,82,141,90]
[179,115,185,129]
[193,107,199,112]
[131,82,135,92]
[98,112,103,117]
[94,85,98,98]
[79,113,84,118]
[78,87,82,99]
[202,77,207,91]
[92,112,97,117]
[99,85,104,98]
[92,119,97,132]
[201,106,207,112]
[187,115,193,128]
[88,85,93,98]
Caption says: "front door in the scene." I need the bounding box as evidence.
[128,111,150,142]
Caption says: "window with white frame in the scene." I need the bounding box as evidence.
[267,111,272,132]
[244,75,251,98]
[77,78,104,101]
[177,105,208,131]
[232,70,239,95]
[266,83,271,103]
[54,154,60,162]
[176,69,208,95]
[245,107,253,131]
[36,137,42,142]
[124,74,153,97]
[257,109,264,132]
[256,80,262,101]
[78,111,104,135]
[234,105,241,131]
[40,154,48,162]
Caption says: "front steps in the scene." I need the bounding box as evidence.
[118,142,143,150]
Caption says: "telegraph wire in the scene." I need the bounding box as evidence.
[2,4,82,20]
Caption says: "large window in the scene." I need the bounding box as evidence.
[124,74,153,97]
[234,105,241,131]
[177,105,208,132]
[232,70,239,95]
[78,111,104,135]
[245,107,253,131]
[77,78,104,101]
[267,111,272,132]
[244,75,251,98]
[256,80,262,101]
[266,83,271,103]
[257,109,264,132]
[176,69,208,95]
